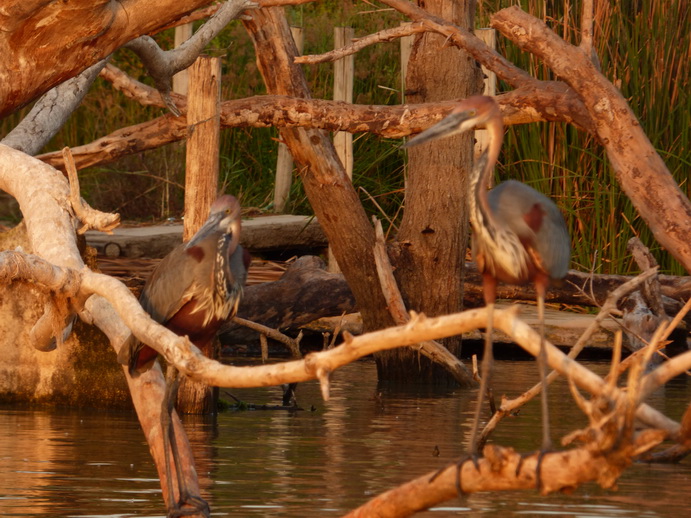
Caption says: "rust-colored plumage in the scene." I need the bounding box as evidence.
[117,194,248,517]
[118,194,249,375]
[406,96,570,481]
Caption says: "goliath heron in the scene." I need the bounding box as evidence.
[405,95,570,483]
[118,194,249,517]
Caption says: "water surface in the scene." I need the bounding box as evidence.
[1,359,690,517]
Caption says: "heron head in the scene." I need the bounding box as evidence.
[186,195,242,249]
[211,195,242,235]
[404,95,501,148]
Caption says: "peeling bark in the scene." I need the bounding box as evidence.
[241,7,396,335]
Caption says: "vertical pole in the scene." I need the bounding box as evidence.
[400,23,415,104]
[274,26,304,213]
[184,55,222,242]
[332,26,355,179]
[173,23,193,95]
[179,55,222,415]
[473,28,497,158]
[328,26,355,272]
[163,22,194,219]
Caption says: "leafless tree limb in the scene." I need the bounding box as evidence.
[62,147,120,235]
[233,316,302,358]
[490,6,691,272]
[372,217,475,387]
[124,0,258,115]
[295,22,427,65]
[1,59,108,155]
[477,267,661,449]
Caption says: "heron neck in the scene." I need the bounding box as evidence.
[215,227,241,287]
[469,115,503,234]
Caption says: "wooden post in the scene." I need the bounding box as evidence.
[328,27,355,272]
[172,23,193,95]
[160,23,195,219]
[400,22,415,103]
[183,55,222,241]
[473,28,497,157]
[333,26,354,178]
[274,26,304,213]
[178,55,221,414]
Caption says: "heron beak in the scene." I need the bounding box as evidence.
[404,109,478,148]
[185,212,223,249]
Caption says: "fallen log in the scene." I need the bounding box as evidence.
[220,256,691,345]
[220,255,356,344]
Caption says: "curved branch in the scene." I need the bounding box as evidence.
[1,59,108,155]
[378,0,595,133]
[0,144,201,509]
[124,0,257,115]
[63,147,120,234]
[491,6,691,274]
[37,67,595,172]
[0,241,680,439]
[295,22,428,65]
[477,267,660,449]
[344,429,665,516]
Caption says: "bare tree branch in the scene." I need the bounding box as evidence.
[124,0,258,115]
[372,217,475,387]
[62,147,120,234]
[0,241,681,440]
[295,22,428,65]
[36,64,595,172]
[490,6,691,273]
[1,59,108,155]
[477,267,660,449]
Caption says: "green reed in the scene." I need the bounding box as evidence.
[2,1,687,275]
[479,0,690,275]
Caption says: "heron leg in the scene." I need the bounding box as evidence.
[161,366,210,518]
[467,295,495,461]
[535,279,552,491]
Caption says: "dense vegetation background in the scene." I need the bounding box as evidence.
[1,0,688,276]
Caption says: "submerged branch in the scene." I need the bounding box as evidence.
[372,217,475,387]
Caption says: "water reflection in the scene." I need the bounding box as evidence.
[1,359,690,517]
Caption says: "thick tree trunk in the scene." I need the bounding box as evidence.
[241,8,396,335]
[176,55,222,415]
[379,0,483,383]
[0,0,220,118]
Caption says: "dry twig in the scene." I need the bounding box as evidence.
[62,147,120,234]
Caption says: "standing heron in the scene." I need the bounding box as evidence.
[405,95,570,483]
[118,194,249,517]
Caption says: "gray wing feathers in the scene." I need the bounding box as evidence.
[489,180,570,280]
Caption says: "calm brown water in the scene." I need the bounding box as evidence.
[1,359,690,517]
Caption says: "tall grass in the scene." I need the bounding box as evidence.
[478,0,690,275]
[1,1,688,275]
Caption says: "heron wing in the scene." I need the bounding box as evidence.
[139,244,201,325]
[489,180,570,280]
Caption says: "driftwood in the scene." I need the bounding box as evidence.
[218,256,690,340]
[220,255,356,343]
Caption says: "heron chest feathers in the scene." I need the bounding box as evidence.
[187,233,244,327]
[472,225,533,284]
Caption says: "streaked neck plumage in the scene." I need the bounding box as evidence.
[469,108,503,237]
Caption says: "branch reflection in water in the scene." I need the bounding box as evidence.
[1,359,689,517]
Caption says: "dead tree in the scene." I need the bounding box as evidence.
[1,1,691,515]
